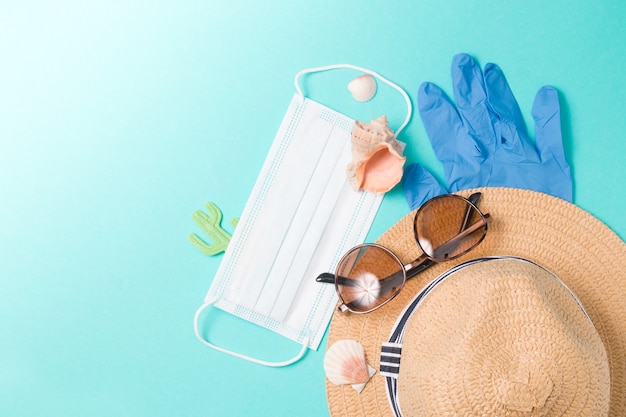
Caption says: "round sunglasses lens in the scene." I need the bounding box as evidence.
[335,245,405,313]
[414,195,487,261]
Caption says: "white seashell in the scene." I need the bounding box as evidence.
[346,115,406,193]
[324,339,376,393]
[348,74,377,102]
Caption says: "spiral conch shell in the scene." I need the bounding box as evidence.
[324,339,376,393]
[348,74,377,102]
[346,115,406,193]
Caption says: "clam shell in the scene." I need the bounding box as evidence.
[346,115,406,193]
[348,74,377,102]
[324,339,376,393]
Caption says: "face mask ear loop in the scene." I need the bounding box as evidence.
[194,298,310,367]
[293,64,413,137]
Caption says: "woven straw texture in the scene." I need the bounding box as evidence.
[326,187,626,417]
[398,258,609,416]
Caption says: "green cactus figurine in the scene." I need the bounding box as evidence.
[188,202,238,257]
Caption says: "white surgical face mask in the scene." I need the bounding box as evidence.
[194,64,412,366]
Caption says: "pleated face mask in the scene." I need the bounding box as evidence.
[194,65,412,366]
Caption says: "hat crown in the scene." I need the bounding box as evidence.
[493,356,553,412]
[470,267,571,414]
[397,258,610,416]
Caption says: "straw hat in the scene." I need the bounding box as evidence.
[325,187,626,417]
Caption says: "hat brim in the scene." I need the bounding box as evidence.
[326,187,626,417]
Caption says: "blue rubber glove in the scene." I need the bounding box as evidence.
[407,53,572,209]
[403,163,448,210]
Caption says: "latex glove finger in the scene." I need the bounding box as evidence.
[402,163,448,210]
[532,86,572,200]
[418,81,486,192]
[483,62,538,161]
[483,63,527,134]
[532,86,568,165]
[451,53,497,147]
[418,82,467,163]
[485,63,526,132]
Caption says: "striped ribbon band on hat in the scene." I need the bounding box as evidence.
[381,257,589,417]
[381,260,475,417]
[380,343,402,377]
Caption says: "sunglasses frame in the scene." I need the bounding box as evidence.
[317,192,490,314]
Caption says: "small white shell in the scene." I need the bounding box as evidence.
[348,74,377,102]
[324,339,376,393]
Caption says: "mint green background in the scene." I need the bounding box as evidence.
[1,1,625,416]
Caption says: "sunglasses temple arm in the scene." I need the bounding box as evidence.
[460,192,482,233]
[406,210,490,280]
[431,213,491,259]
[316,269,407,290]
[315,272,363,288]
[405,255,435,280]
[467,192,481,207]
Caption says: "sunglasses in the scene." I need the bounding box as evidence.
[316,193,491,313]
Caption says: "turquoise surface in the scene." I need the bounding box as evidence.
[1,1,625,416]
